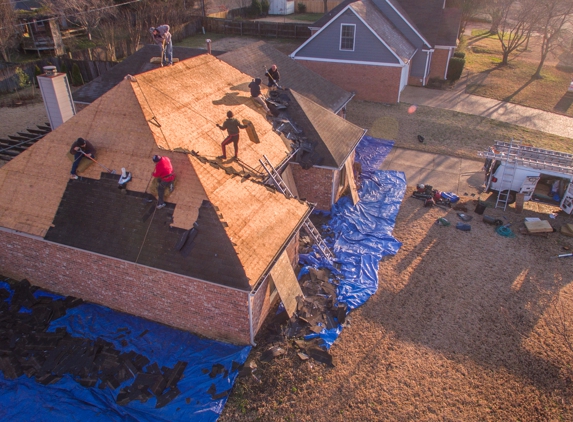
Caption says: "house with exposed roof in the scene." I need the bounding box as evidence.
[290,0,461,103]
[0,53,363,344]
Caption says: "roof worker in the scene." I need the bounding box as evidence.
[149,25,173,67]
[265,64,280,90]
[248,78,273,116]
[69,137,96,180]
[152,155,176,209]
[216,110,248,161]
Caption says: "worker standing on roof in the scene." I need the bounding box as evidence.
[265,64,280,90]
[152,155,176,209]
[149,25,173,66]
[69,137,96,180]
[217,111,247,160]
[248,78,273,116]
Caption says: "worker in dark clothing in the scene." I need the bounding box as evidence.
[216,111,247,160]
[149,25,173,66]
[248,78,272,116]
[152,155,176,209]
[69,137,96,179]
[265,64,280,89]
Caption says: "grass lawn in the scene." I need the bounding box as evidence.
[289,13,323,22]
[461,29,573,117]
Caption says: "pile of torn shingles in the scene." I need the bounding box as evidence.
[254,268,348,370]
[0,279,188,408]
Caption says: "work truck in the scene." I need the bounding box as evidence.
[479,140,573,213]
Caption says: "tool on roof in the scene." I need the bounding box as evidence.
[143,175,154,203]
[79,150,116,174]
[263,65,285,90]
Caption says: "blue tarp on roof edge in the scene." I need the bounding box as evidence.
[0,280,250,422]
[301,137,405,348]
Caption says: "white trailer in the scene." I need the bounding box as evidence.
[479,140,573,212]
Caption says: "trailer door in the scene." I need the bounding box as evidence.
[519,176,540,201]
[560,182,573,214]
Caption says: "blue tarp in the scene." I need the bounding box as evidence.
[302,137,406,348]
[0,280,250,422]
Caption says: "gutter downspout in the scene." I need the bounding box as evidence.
[248,291,256,346]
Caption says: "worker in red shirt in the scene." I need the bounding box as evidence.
[152,155,176,209]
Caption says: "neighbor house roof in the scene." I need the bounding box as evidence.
[73,45,223,104]
[219,41,354,113]
[0,55,311,290]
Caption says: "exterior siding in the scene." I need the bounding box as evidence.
[297,60,402,103]
[0,229,252,344]
[429,47,451,79]
[296,10,400,64]
[409,49,428,78]
[290,163,334,210]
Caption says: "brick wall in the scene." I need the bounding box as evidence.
[0,229,253,344]
[290,163,334,211]
[297,60,402,103]
[429,48,451,80]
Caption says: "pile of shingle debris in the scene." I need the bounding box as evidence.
[0,279,189,408]
[252,268,348,371]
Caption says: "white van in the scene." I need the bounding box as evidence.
[480,141,573,213]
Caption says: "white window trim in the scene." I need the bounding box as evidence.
[339,24,356,52]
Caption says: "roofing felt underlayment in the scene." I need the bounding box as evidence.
[0,54,312,288]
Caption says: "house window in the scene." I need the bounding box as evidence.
[340,24,355,51]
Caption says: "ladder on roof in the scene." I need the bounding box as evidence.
[478,140,573,176]
[494,139,521,211]
[259,154,335,262]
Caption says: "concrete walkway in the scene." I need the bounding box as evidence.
[400,82,573,140]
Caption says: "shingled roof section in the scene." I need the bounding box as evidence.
[285,90,366,169]
[219,42,354,113]
[73,45,223,104]
[0,54,312,289]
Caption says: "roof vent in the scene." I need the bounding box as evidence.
[43,66,57,76]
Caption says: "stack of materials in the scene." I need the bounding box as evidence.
[522,218,554,236]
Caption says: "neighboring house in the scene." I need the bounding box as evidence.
[0,53,362,344]
[13,0,65,56]
[221,42,365,210]
[290,0,461,103]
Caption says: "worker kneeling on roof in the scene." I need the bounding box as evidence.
[69,137,95,180]
[152,155,176,210]
[248,78,272,116]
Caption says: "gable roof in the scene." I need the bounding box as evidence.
[73,45,223,104]
[0,55,311,290]
[219,42,354,113]
[311,0,459,48]
[292,0,415,64]
[285,90,366,169]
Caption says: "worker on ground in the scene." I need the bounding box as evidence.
[248,78,273,116]
[69,137,96,180]
[149,25,173,66]
[216,110,247,160]
[152,155,176,209]
[265,64,280,90]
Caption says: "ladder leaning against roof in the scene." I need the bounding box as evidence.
[259,155,335,263]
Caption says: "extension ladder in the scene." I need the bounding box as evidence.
[494,139,521,210]
[259,155,335,262]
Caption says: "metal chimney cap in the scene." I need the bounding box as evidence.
[43,66,57,75]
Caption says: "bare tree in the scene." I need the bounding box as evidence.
[484,0,503,34]
[533,0,573,78]
[455,0,486,40]
[45,0,117,40]
[0,1,20,62]
[495,0,539,65]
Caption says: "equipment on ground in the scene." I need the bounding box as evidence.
[80,151,116,174]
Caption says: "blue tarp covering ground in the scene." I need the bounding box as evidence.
[0,280,250,422]
[301,137,406,348]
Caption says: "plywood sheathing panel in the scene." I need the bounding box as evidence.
[270,251,304,317]
[191,157,310,285]
[131,55,290,171]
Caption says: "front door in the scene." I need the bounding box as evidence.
[519,176,540,201]
[560,182,573,214]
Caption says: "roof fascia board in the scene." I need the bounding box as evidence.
[334,92,356,115]
[349,6,404,64]
[335,129,367,171]
[291,4,356,58]
[384,0,432,49]
[435,44,456,49]
[293,56,404,67]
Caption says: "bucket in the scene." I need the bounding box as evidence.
[475,201,486,215]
